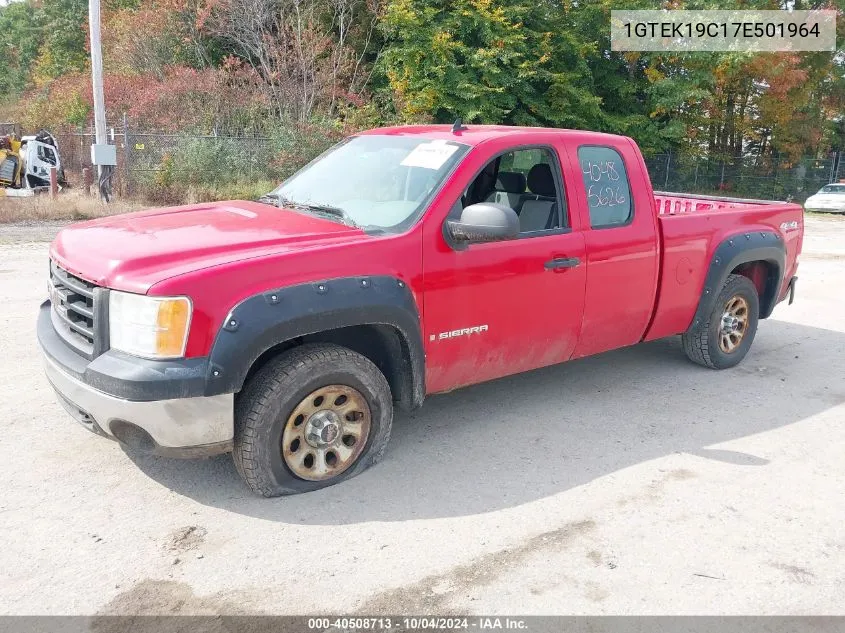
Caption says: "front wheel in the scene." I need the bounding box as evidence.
[682,273,760,369]
[233,343,393,496]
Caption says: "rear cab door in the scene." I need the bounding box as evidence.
[564,134,661,358]
[421,132,587,393]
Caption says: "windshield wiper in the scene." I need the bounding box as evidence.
[256,193,281,206]
[278,198,360,228]
[300,203,357,225]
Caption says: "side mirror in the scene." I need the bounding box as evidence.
[446,203,519,244]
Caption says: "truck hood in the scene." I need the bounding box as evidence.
[50,200,366,293]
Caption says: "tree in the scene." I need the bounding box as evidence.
[0,1,43,97]
[196,0,381,121]
[102,0,223,77]
[31,0,90,81]
[380,0,602,127]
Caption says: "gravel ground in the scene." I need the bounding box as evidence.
[1,215,844,615]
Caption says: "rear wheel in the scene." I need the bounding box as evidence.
[233,343,393,496]
[682,274,760,369]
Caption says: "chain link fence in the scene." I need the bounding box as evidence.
[644,152,844,203]
[125,133,278,192]
[53,130,281,198]
[52,117,344,202]
[50,124,845,205]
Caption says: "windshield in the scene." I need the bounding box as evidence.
[270,135,469,231]
[818,185,845,194]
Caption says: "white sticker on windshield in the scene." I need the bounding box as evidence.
[400,140,459,170]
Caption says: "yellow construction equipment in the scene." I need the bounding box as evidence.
[0,135,24,188]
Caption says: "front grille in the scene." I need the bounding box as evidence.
[49,260,105,357]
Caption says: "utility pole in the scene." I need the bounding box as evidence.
[88,0,115,199]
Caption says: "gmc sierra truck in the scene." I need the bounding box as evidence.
[38,125,803,496]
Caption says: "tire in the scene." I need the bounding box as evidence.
[682,273,760,369]
[233,343,393,497]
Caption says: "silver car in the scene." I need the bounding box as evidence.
[804,184,845,214]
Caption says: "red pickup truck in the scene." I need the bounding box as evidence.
[38,125,803,496]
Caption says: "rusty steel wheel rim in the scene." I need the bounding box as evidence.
[281,385,371,482]
[719,295,750,354]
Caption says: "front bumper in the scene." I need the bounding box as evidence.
[38,301,233,457]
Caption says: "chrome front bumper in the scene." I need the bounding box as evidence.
[43,353,234,458]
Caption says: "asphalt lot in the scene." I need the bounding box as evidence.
[1,215,844,615]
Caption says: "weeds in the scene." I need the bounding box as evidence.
[0,191,144,224]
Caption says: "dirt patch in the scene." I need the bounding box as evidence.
[584,581,609,603]
[668,468,697,481]
[357,520,596,613]
[0,221,67,244]
[164,526,207,554]
[96,579,226,616]
[91,579,309,631]
[769,562,816,584]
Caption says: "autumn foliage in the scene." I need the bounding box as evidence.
[1,0,843,168]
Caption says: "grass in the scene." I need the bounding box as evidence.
[0,190,146,224]
[0,179,278,224]
[139,180,277,205]
[804,210,845,221]
[188,180,277,203]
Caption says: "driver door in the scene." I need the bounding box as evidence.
[421,144,587,393]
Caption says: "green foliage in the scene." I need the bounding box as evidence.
[0,1,42,96]
[34,0,90,79]
[0,0,88,104]
[163,121,344,186]
[134,119,343,204]
[63,91,91,127]
[381,0,602,127]
[141,173,278,204]
[187,179,278,202]
[268,120,345,179]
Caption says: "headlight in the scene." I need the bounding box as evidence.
[108,291,192,359]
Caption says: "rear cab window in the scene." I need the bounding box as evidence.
[577,146,632,228]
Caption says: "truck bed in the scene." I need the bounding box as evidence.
[644,191,804,341]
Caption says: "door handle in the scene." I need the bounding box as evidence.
[544,257,581,270]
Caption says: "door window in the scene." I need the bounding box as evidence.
[37,144,57,166]
[577,146,632,228]
[464,147,568,234]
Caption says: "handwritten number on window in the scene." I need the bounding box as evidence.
[582,161,620,183]
[587,185,626,209]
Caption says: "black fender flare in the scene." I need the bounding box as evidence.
[203,275,425,410]
[688,231,785,331]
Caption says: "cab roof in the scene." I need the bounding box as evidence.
[359,124,629,147]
